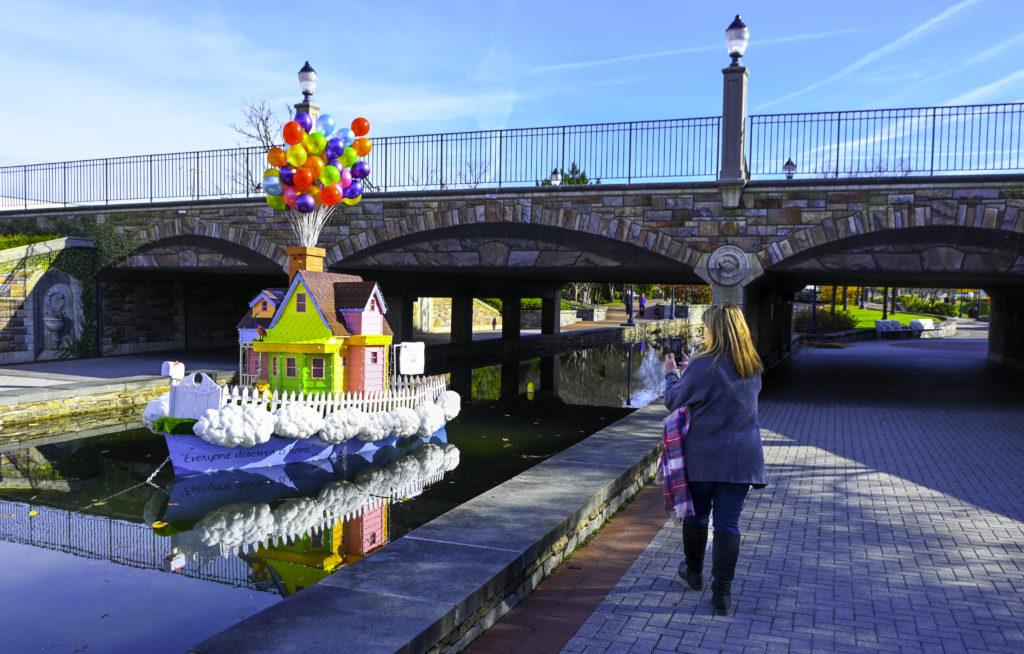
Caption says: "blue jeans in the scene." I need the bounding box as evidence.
[683,481,750,535]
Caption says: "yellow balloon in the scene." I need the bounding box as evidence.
[286,143,308,168]
[263,168,280,178]
[341,195,362,206]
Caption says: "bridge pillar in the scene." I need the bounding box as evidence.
[718,64,749,208]
[540,355,561,398]
[384,294,414,343]
[987,287,1024,374]
[451,295,474,344]
[696,245,770,356]
[501,294,521,340]
[541,287,563,336]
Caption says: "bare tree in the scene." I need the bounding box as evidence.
[230,101,292,193]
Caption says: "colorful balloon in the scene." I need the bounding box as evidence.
[340,147,357,168]
[316,114,336,136]
[321,184,342,206]
[338,129,356,147]
[325,138,344,160]
[340,168,352,188]
[341,195,361,206]
[351,117,370,137]
[279,165,296,186]
[320,165,341,187]
[263,176,283,195]
[293,167,314,190]
[352,137,372,157]
[304,131,327,155]
[263,168,280,178]
[286,144,308,168]
[266,194,287,211]
[295,193,316,213]
[344,179,363,198]
[303,155,325,179]
[294,112,313,133]
[282,121,304,146]
[351,161,370,179]
[283,186,298,208]
[268,147,287,167]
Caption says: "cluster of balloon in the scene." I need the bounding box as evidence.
[263,113,372,213]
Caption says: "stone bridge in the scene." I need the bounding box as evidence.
[3,173,1022,371]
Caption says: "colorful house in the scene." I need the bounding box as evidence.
[241,248,394,396]
[237,288,285,387]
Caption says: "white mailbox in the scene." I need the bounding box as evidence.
[396,342,425,376]
[168,372,224,419]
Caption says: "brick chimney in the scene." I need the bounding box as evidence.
[286,246,326,281]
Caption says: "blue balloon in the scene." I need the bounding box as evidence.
[294,112,313,133]
[339,129,356,147]
[344,179,363,198]
[279,165,296,186]
[295,193,316,213]
[263,176,283,195]
[351,161,370,179]
[316,114,336,136]
[325,138,344,160]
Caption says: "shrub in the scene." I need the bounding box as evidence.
[519,298,572,311]
[0,234,61,250]
[793,308,858,334]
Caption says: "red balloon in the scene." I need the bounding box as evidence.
[321,184,342,206]
[293,168,314,190]
[283,121,305,146]
[351,117,370,137]
[283,185,298,208]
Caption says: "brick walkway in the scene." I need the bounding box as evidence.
[475,323,1024,654]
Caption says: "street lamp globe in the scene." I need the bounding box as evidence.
[298,61,317,101]
[725,15,750,66]
[783,158,797,180]
[550,168,563,186]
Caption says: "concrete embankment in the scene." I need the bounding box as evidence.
[190,402,666,654]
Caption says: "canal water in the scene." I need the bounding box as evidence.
[0,338,680,654]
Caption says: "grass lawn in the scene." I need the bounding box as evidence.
[845,307,956,329]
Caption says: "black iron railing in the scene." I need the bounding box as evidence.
[748,103,1024,178]
[0,102,1021,211]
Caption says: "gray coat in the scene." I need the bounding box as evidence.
[664,355,766,485]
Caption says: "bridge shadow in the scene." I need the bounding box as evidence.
[759,329,1024,522]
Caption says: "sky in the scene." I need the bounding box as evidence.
[1,0,1022,166]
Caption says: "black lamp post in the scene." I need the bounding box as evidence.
[783,158,796,180]
[725,15,750,67]
[298,61,317,101]
[810,285,818,334]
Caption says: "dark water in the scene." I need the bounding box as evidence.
[0,339,676,654]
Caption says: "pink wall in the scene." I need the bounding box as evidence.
[347,346,385,393]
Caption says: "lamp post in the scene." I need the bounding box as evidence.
[810,285,818,334]
[550,168,562,186]
[719,15,750,207]
[725,15,750,67]
[295,61,321,123]
[783,158,796,180]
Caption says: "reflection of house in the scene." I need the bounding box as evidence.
[250,504,388,596]
[238,247,394,394]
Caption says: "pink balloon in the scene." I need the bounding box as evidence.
[283,185,298,208]
[340,168,353,189]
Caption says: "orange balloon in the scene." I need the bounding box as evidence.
[267,147,287,167]
[352,138,373,157]
[282,121,305,146]
[321,184,342,206]
[307,185,321,204]
[293,167,314,190]
[351,117,370,137]
[303,155,325,178]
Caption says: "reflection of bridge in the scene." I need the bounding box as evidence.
[0,499,257,589]
[1,68,1022,373]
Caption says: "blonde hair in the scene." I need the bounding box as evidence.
[694,303,763,378]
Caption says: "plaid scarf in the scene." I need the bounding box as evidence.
[661,407,695,522]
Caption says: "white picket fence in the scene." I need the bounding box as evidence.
[219,374,448,417]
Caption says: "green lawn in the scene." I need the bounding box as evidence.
[845,307,955,328]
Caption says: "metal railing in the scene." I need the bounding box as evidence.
[0,102,1021,211]
[748,102,1024,178]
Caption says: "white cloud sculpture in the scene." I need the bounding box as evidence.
[274,404,325,440]
[194,404,275,448]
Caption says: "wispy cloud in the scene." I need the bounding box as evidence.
[928,32,1024,83]
[759,0,984,109]
[530,29,860,74]
[943,68,1024,105]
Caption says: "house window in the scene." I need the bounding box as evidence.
[272,356,278,377]
[261,300,268,311]
[286,357,297,378]
[296,293,307,313]
[370,351,378,364]
[311,357,325,379]
[341,356,347,367]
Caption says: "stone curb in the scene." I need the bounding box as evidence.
[189,403,667,654]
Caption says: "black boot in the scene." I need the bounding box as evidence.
[710,532,742,616]
[678,522,708,590]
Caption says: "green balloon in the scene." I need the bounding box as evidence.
[286,143,308,168]
[340,146,357,168]
[306,132,327,155]
[319,165,341,187]
[266,194,287,211]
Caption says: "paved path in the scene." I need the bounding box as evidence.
[475,321,1024,654]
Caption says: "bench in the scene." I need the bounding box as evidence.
[874,319,912,339]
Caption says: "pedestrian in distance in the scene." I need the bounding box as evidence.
[662,303,766,616]
[639,294,647,318]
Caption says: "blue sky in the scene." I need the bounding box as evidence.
[1,0,1021,165]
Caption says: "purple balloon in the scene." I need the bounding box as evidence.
[351,161,370,179]
[344,179,363,198]
[295,193,316,213]
[294,112,313,133]
[279,165,296,186]
[325,138,344,160]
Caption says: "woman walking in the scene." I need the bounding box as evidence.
[663,303,765,616]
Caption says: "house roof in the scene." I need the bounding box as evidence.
[236,315,273,330]
[299,271,364,337]
[248,288,287,309]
